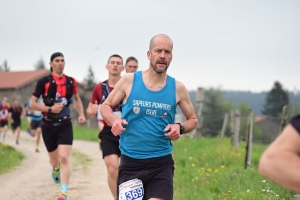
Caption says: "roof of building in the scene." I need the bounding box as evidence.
[0,69,51,89]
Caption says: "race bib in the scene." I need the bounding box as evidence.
[113,111,122,119]
[119,178,144,200]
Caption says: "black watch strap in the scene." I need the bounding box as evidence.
[176,123,185,135]
[48,107,52,113]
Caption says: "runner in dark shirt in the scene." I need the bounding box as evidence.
[8,98,23,144]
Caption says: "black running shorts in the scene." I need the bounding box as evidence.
[11,121,21,130]
[117,154,174,200]
[0,121,8,128]
[30,120,42,130]
[41,119,73,152]
[99,127,120,159]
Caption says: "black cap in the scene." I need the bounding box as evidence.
[50,52,64,62]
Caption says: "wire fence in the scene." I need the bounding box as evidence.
[184,109,291,144]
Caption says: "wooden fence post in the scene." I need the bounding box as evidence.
[220,113,229,141]
[280,106,289,133]
[245,109,253,169]
[195,87,205,138]
[230,110,235,146]
[233,110,241,148]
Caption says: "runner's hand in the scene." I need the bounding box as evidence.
[51,103,64,113]
[91,100,99,114]
[111,119,128,136]
[164,124,180,141]
[78,115,86,124]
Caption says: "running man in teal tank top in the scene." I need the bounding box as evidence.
[101,34,198,200]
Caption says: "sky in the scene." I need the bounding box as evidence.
[0,0,299,93]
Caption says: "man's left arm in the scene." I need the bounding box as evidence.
[72,93,84,117]
[71,78,86,124]
[164,81,198,140]
[176,81,198,134]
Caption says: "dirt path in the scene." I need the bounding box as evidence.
[0,130,113,200]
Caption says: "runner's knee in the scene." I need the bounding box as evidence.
[59,153,69,164]
[107,165,118,176]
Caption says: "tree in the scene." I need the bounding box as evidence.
[34,57,46,70]
[202,88,227,137]
[262,81,289,117]
[83,65,96,91]
[0,60,10,72]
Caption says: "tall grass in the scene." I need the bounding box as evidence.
[172,137,298,200]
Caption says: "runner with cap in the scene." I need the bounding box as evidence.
[29,52,86,200]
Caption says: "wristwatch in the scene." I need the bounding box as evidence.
[176,123,185,135]
[48,107,52,113]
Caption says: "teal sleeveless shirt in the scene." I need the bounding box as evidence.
[120,71,177,159]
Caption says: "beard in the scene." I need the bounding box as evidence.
[151,60,169,74]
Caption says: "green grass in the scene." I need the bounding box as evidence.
[172,137,298,200]
[73,124,99,142]
[17,121,300,199]
[0,143,25,175]
[20,118,30,131]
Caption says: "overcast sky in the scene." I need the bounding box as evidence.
[1,0,299,92]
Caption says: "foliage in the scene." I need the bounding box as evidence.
[83,65,96,91]
[34,57,46,70]
[0,60,10,71]
[172,137,297,200]
[261,81,289,117]
[202,88,228,137]
[190,90,300,116]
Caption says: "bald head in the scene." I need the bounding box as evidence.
[149,34,173,50]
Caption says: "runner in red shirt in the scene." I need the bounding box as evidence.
[87,54,124,200]
[0,97,9,141]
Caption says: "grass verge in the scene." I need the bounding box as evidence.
[0,143,25,175]
[71,149,92,172]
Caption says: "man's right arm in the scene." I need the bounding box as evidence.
[30,79,50,112]
[259,116,300,192]
[100,75,131,134]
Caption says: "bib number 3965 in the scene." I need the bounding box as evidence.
[119,178,144,200]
